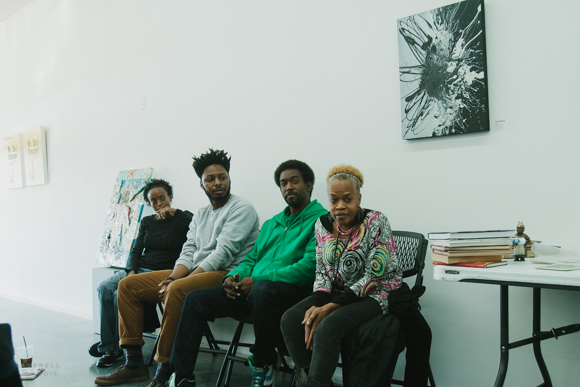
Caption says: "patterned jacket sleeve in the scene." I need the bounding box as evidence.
[336,212,400,313]
[312,218,333,306]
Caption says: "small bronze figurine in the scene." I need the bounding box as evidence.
[512,222,531,261]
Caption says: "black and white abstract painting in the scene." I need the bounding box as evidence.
[398,0,489,139]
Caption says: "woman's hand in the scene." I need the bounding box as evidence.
[156,207,177,219]
[303,303,341,350]
[127,270,136,276]
[303,306,318,350]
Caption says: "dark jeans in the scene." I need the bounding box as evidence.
[281,296,382,386]
[171,280,309,382]
[97,268,152,352]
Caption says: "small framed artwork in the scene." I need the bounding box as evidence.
[3,134,25,188]
[397,0,489,139]
[22,126,49,185]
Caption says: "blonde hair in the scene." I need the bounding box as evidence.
[326,165,364,192]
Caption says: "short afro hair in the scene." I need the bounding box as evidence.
[274,160,315,188]
[192,149,231,178]
[143,178,173,205]
[327,165,364,193]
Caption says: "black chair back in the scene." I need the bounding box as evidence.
[391,230,435,387]
[392,230,428,285]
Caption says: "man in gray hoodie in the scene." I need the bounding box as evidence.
[95,149,260,387]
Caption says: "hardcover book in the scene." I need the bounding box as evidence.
[431,252,505,264]
[432,245,513,252]
[431,247,513,257]
[432,260,507,268]
[428,230,515,240]
[430,238,513,247]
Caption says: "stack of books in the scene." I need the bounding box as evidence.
[428,230,515,268]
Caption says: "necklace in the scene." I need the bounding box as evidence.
[336,222,358,236]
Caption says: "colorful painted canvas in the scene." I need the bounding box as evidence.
[96,168,154,268]
[398,0,489,139]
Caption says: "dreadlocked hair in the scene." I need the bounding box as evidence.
[192,149,231,178]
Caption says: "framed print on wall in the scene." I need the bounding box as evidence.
[3,134,25,188]
[397,0,489,139]
[22,126,48,185]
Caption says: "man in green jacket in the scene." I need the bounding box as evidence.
[170,160,327,387]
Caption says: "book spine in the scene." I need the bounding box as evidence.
[432,260,506,268]
[428,230,515,240]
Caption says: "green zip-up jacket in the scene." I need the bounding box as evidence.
[227,200,327,291]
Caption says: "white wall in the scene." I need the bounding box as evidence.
[1,0,579,385]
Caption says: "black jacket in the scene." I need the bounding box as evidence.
[341,283,432,387]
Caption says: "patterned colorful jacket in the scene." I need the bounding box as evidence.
[312,210,402,314]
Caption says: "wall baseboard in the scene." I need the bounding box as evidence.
[0,292,92,321]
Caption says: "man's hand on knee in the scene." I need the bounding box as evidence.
[235,277,254,294]
[223,274,240,299]
[158,277,175,303]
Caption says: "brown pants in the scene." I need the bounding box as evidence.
[117,269,228,363]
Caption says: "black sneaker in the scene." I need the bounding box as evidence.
[173,377,196,387]
[89,342,103,357]
[145,380,168,387]
[96,348,124,368]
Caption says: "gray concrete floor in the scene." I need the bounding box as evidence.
[2,296,293,387]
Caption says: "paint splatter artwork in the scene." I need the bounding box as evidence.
[398,0,489,139]
[96,168,154,268]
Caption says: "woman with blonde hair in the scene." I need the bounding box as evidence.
[281,165,402,387]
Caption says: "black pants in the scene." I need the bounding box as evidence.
[171,280,309,382]
[281,296,382,386]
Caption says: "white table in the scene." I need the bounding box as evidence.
[434,260,580,387]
